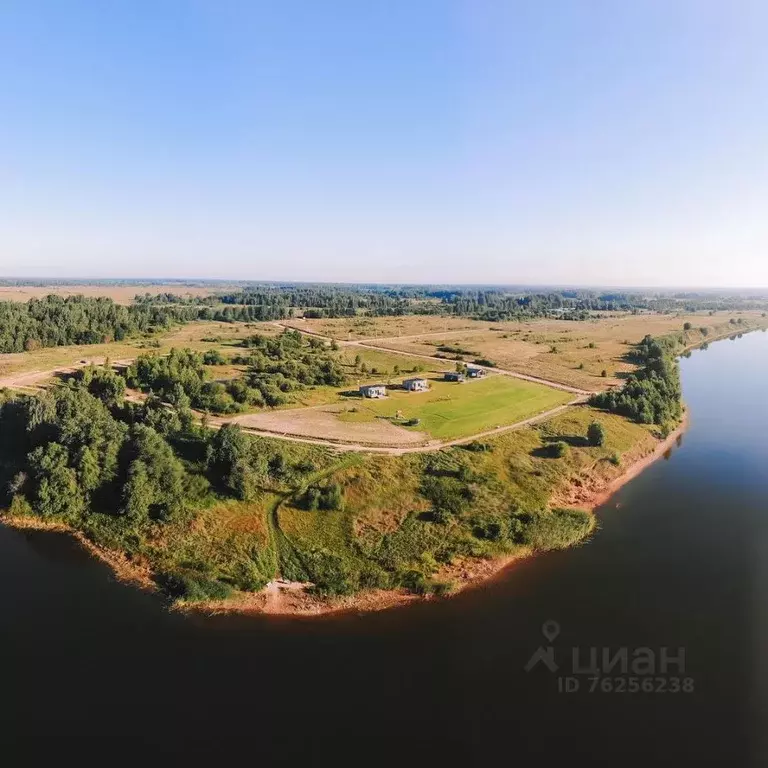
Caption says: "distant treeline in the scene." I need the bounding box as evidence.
[135,286,663,322]
[137,285,768,322]
[0,295,199,353]
[5,289,768,356]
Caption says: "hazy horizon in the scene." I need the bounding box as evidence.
[3,2,768,287]
[3,275,768,294]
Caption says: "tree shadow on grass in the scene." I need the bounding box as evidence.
[530,435,590,458]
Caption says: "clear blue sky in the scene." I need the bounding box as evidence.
[2,1,767,287]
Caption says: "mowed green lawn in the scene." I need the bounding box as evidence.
[341,375,573,440]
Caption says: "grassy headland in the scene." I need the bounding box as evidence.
[1,315,766,615]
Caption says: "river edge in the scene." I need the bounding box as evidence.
[0,411,688,619]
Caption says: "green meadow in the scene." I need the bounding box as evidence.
[338,375,574,440]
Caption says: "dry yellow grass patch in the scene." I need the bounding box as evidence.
[281,315,488,339]
[0,321,261,381]
[0,284,217,304]
[366,311,768,390]
[231,405,428,446]
[345,457,428,538]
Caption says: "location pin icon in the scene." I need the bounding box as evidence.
[542,620,560,643]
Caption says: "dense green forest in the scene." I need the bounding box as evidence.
[0,295,199,353]
[589,334,683,428]
[138,284,768,322]
[0,378,592,602]
[125,348,253,415]
[0,382,318,600]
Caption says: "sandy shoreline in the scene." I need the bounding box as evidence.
[0,412,688,620]
[185,410,689,618]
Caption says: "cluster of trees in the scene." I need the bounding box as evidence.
[130,285,666,322]
[0,295,200,353]
[130,284,768,325]
[0,384,191,527]
[438,290,643,321]
[235,330,346,406]
[589,334,683,428]
[0,380,330,601]
[218,286,416,317]
[124,333,348,414]
[211,286,649,321]
[126,348,261,414]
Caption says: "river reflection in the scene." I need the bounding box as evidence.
[1,332,767,766]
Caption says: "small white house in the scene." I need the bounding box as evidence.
[467,366,486,378]
[403,377,429,392]
[360,384,387,398]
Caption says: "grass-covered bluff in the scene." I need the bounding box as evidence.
[0,381,658,608]
[0,330,695,609]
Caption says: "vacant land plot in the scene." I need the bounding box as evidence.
[0,321,267,381]
[335,347,442,377]
[342,375,573,440]
[230,406,429,446]
[280,315,488,340]
[365,311,768,390]
[224,374,572,445]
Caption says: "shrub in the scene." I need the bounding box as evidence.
[297,482,343,511]
[544,441,568,458]
[472,514,505,541]
[203,349,228,365]
[304,549,358,595]
[587,420,606,447]
[432,580,456,597]
[158,571,233,602]
[462,441,493,453]
[520,508,593,551]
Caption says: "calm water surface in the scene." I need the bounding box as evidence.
[2,331,767,765]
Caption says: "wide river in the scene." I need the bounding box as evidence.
[2,331,767,765]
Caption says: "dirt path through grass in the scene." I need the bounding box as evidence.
[271,322,590,395]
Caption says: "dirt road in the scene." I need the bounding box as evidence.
[222,397,587,455]
[0,357,134,391]
[271,322,590,396]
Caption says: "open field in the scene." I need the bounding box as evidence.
[267,404,662,606]
[339,375,574,440]
[0,283,217,304]
[0,321,274,381]
[280,315,488,339]
[358,311,768,390]
[228,374,573,445]
[231,406,429,446]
